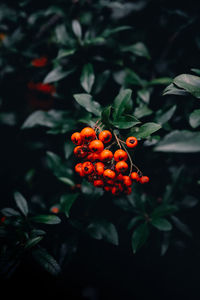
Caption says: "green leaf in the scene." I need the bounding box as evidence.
[137,89,151,104]
[32,247,61,276]
[154,130,200,152]
[24,236,43,250]
[86,219,119,245]
[60,193,79,217]
[122,42,150,59]
[58,177,75,187]
[72,19,82,39]
[130,122,161,139]
[127,216,143,230]
[112,89,132,120]
[80,63,95,93]
[171,216,192,237]
[149,77,172,86]
[14,192,28,216]
[73,94,102,117]
[125,69,145,86]
[1,208,21,217]
[102,25,132,38]
[43,66,75,84]
[112,114,140,129]
[191,68,200,76]
[21,111,54,129]
[174,74,200,98]
[31,215,61,225]
[151,204,178,218]
[189,109,200,128]
[181,195,199,208]
[151,218,172,231]
[101,106,112,127]
[163,83,189,96]
[64,142,74,159]
[131,223,149,253]
[134,104,153,119]
[155,105,177,125]
[57,49,76,59]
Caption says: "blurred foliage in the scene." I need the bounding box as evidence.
[0,0,200,278]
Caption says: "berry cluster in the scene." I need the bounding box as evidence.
[71,125,149,196]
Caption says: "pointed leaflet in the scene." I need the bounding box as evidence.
[43,66,75,84]
[130,122,161,139]
[112,89,132,121]
[14,192,28,216]
[31,215,61,224]
[189,109,200,128]
[73,94,102,117]
[80,63,95,93]
[151,218,172,231]
[131,223,149,253]
[112,114,140,129]
[60,193,79,217]
[72,20,82,39]
[173,74,200,99]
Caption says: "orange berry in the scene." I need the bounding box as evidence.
[100,149,113,162]
[86,152,100,162]
[126,136,138,148]
[89,140,104,153]
[74,145,88,158]
[140,176,149,184]
[80,127,96,143]
[106,179,115,185]
[115,161,128,173]
[116,174,124,182]
[111,186,120,196]
[130,172,140,181]
[51,206,59,214]
[71,132,82,145]
[82,161,94,175]
[114,149,128,162]
[94,162,105,175]
[103,169,116,180]
[75,163,82,173]
[124,187,132,195]
[123,176,132,187]
[104,186,112,192]
[93,179,104,187]
[99,130,112,144]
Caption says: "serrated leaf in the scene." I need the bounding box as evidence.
[43,66,75,84]
[14,192,28,216]
[31,215,61,224]
[189,109,200,128]
[154,130,200,152]
[113,89,132,120]
[60,193,79,217]
[80,63,95,93]
[86,219,119,245]
[32,247,61,276]
[131,223,149,253]
[151,218,172,231]
[73,94,102,116]
[131,122,161,139]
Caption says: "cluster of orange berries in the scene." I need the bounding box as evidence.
[71,126,149,196]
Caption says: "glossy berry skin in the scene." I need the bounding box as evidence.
[94,162,105,175]
[71,132,82,145]
[75,163,85,177]
[114,149,128,162]
[123,176,132,187]
[131,172,140,181]
[86,153,100,162]
[103,169,116,180]
[111,186,120,196]
[82,161,94,175]
[74,146,88,158]
[89,140,104,153]
[80,127,96,143]
[140,176,149,184]
[93,179,104,187]
[100,149,113,162]
[126,136,138,148]
[99,130,112,144]
[115,161,128,173]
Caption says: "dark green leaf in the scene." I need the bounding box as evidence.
[151,204,178,218]
[1,208,21,217]
[174,74,200,98]
[130,122,161,139]
[112,114,140,129]
[131,223,149,253]
[24,236,43,250]
[181,195,199,208]
[151,218,172,231]
[43,66,75,84]
[32,247,61,276]
[155,105,177,125]
[86,219,119,245]
[58,177,75,187]
[122,42,150,59]
[189,109,200,128]
[154,130,200,152]
[101,106,112,127]
[14,192,28,216]
[171,216,192,237]
[31,215,61,225]
[112,89,132,121]
[102,26,132,38]
[149,77,172,86]
[127,216,143,230]
[74,94,102,117]
[134,104,153,119]
[72,20,82,39]
[163,83,189,96]
[60,193,79,217]
[64,142,74,159]
[80,63,95,93]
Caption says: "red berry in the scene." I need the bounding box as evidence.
[99,130,112,144]
[114,149,128,162]
[89,140,104,153]
[140,176,149,184]
[71,132,82,145]
[126,137,138,148]
[115,161,128,173]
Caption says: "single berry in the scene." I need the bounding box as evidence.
[126,136,138,148]
[123,176,132,187]
[100,149,113,162]
[99,130,112,144]
[80,127,96,143]
[93,179,104,187]
[75,163,82,173]
[86,152,100,162]
[114,149,128,162]
[103,169,116,180]
[89,140,104,153]
[130,172,140,181]
[82,161,94,175]
[74,146,88,158]
[111,186,120,196]
[139,176,149,184]
[94,162,105,175]
[115,161,128,173]
[51,206,59,214]
[124,187,132,195]
[71,132,82,145]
